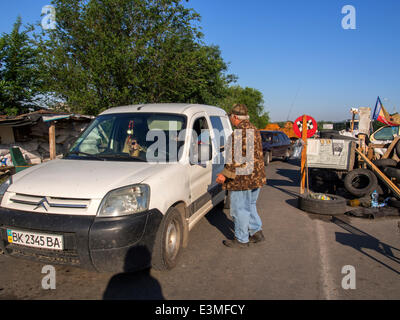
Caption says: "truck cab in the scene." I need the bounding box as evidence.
[0,104,232,272]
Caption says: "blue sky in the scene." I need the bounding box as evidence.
[1,0,399,122]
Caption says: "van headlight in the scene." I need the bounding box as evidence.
[0,177,12,206]
[97,184,150,217]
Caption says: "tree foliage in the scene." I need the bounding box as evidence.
[36,0,235,115]
[0,17,42,115]
[218,85,269,129]
[0,0,270,128]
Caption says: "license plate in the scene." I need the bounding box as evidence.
[7,229,64,251]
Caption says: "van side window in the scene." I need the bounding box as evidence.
[210,116,228,150]
[192,117,209,141]
[190,117,212,163]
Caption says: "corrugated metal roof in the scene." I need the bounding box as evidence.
[0,110,93,127]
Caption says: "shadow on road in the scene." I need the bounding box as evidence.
[275,168,300,185]
[205,207,235,240]
[266,161,301,198]
[267,179,299,188]
[268,182,299,199]
[333,217,400,275]
[103,246,165,300]
[103,268,165,300]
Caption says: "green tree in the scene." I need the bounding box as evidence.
[218,85,269,129]
[0,17,42,115]
[36,0,235,115]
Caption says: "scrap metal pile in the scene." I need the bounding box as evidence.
[298,102,400,218]
[305,142,400,218]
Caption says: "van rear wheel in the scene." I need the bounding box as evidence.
[152,207,184,270]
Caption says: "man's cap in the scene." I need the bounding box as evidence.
[230,104,248,116]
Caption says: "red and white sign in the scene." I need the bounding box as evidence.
[293,115,317,138]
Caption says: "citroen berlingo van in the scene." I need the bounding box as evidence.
[0,104,232,272]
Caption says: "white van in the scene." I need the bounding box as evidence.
[0,104,232,272]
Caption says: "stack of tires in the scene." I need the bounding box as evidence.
[299,167,378,216]
[376,158,400,208]
[343,159,399,203]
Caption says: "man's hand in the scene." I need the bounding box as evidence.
[216,174,226,184]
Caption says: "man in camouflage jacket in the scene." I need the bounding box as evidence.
[216,104,266,248]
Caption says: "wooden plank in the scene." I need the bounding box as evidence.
[367,145,374,160]
[382,136,400,159]
[356,149,400,199]
[348,142,356,171]
[49,122,56,160]
[369,144,387,148]
[300,115,308,194]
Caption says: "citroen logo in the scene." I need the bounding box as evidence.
[33,197,50,211]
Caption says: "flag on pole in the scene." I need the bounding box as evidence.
[372,96,400,126]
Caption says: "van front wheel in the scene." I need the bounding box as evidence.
[152,207,184,271]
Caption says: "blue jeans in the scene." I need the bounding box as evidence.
[230,188,262,243]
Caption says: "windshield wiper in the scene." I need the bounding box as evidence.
[67,151,107,161]
[95,153,147,162]
[67,151,147,162]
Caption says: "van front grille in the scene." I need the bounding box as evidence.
[8,193,91,214]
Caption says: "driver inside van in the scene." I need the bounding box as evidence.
[123,134,146,157]
[122,120,147,158]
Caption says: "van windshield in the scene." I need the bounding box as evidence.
[65,113,186,162]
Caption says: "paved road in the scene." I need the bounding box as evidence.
[0,159,399,300]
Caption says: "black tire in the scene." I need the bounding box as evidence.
[309,169,338,194]
[384,167,400,180]
[152,207,184,271]
[343,168,378,197]
[298,193,347,215]
[396,141,400,158]
[373,159,397,169]
[264,151,271,166]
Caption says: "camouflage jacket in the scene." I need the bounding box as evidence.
[221,120,266,191]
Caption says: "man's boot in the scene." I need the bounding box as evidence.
[223,239,249,248]
[249,230,265,244]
